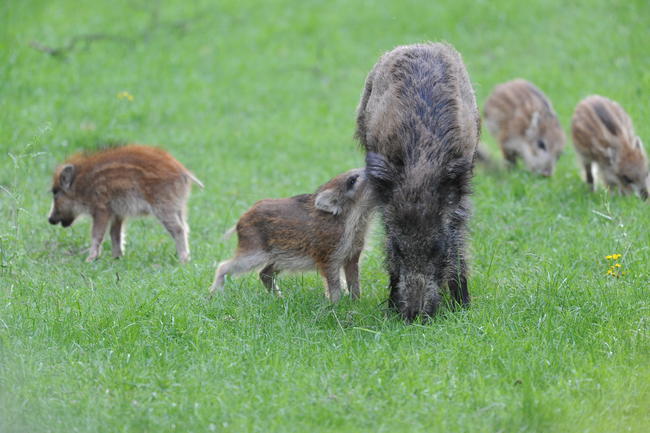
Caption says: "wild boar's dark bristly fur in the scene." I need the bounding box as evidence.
[355,42,480,321]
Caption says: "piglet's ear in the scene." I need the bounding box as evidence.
[525,111,540,140]
[636,137,646,156]
[315,189,342,215]
[606,147,617,165]
[59,164,76,191]
[365,152,395,200]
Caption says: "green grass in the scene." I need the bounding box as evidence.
[1,0,650,432]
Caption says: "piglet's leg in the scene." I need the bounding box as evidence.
[209,253,267,297]
[259,264,281,296]
[157,211,190,263]
[87,211,111,262]
[343,253,361,300]
[321,265,342,303]
[110,217,124,258]
[584,162,594,191]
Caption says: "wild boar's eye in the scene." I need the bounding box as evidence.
[621,175,633,184]
[52,187,60,195]
[537,140,547,151]
[346,175,359,190]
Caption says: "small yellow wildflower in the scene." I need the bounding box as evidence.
[614,263,621,268]
[612,254,621,260]
[605,255,613,260]
[117,91,134,101]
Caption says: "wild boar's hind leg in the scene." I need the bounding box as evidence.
[343,252,362,300]
[87,211,111,262]
[157,210,190,263]
[110,217,124,258]
[209,252,268,296]
[259,264,281,296]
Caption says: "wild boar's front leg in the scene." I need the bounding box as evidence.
[110,217,124,258]
[448,273,470,308]
[87,211,111,262]
[321,265,342,303]
[343,252,362,300]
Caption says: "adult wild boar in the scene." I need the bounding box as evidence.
[355,42,480,320]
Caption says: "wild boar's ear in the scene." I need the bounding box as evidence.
[606,147,617,165]
[315,189,342,215]
[365,152,395,199]
[59,164,76,191]
[525,111,540,140]
[635,137,646,155]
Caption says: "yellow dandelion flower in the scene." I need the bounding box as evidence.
[614,263,621,268]
[117,91,134,101]
[612,254,621,260]
[605,255,612,260]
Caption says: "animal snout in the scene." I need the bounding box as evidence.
[539,167,553,177]
[48,216,58,225]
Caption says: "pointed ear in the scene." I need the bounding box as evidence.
[636,136,646,156]
[315,189,342,215]
[59,164,76,191]
[607,147,617,165]
[365,152,395,200]
[525,111,540,140]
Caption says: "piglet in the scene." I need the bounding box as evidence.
[209,168,377,302]
[48,145,203,262]
[484,79,565,176]
[571,95,648,200]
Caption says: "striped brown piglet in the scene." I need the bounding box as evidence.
[572,95,648,200]
[48,145,203,262]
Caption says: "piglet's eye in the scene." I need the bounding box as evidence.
[537,140,547,151]
[346,175,359,190]
[52,187,60,195]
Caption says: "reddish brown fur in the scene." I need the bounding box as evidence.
[484,79,565,176]
[571,95,649,199]
[209,169,377,302]
[48,145,203,262]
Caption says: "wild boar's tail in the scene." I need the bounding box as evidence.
[186,171,205,189]
[221,225,237,241]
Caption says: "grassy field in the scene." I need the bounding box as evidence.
[1,0,649,432]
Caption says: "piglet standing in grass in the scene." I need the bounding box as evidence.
[484,79,565,176]
[355,42,480,320]
[48,145,203,262]
[209,168,377,302]
[571,95,649,200]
